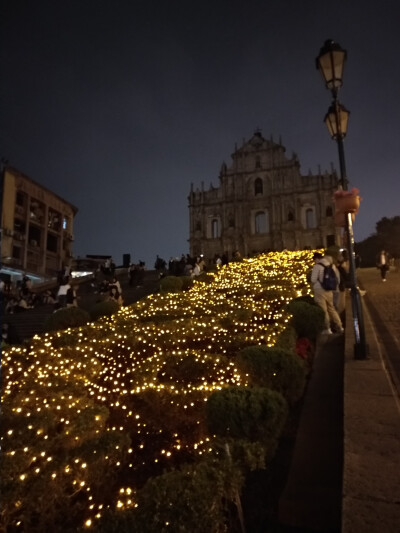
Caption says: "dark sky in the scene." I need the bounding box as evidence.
[1,0,399,266]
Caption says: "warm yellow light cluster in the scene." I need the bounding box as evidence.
[1,250,313,529]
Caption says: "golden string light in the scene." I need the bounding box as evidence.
[1,250,314,529]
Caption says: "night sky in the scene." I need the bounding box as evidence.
[1,0,399,267]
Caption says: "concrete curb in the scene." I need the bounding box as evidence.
[342,297,400,532]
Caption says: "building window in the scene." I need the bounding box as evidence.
[63,216,69,230]
[30,200,45,224]
[326,206,333,217]
[288,211,294,222]
[16,192,25,207]
[12,246,21,259]
[211,219,220,238]
[255,156,261,169]
[28,225,42,247]
[305,208,316,229]
[48,209,61,231]
[47,233,58,253]
[254,178,263,196]
[14,218,26,234]
[195,221,201,231]
[255,211,268,234]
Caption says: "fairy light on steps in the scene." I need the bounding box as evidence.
[1,250,314,528]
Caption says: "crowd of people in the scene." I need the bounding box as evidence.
[1,247,392,338]
[2,274,44,314]
[153,250,244,279]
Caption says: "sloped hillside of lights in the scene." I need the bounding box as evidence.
[1,251,313,530]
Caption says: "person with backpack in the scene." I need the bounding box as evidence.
[310,253,344,335]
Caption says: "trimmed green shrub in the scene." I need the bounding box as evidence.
[159,353,221,384]
[194,272,214,284]
[287,300,325,341]
[44,306,90,331]
[181,275,194,291]
[206,386,288,443]
[50,330,81,348]
[98,459,242,533]
[160,275,183,293]
[218,308,253,329]
[236,346,306,405]
[275,326,297,352]
[90,300,119,321]
[289,294,316,307]
[234,308,253,322]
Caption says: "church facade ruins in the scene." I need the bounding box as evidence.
[188,131,340,262]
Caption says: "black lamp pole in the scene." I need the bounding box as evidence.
[316,40,368,360]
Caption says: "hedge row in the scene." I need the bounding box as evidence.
[95,298,323,532]
[43,300,120,332]
[34,288,323,532]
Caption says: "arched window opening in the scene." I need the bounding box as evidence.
[288,211,294,222]
[306,208,316,229]
[195,221,201,231]
[254,178,263,196]
[326,206,333,217]
[255,211,268,234]
[211,219,220,238]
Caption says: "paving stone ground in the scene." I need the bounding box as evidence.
[357,266,400,343]
[357,266,400,388]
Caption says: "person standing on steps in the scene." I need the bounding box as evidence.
[57,276,71,307]
[311,252,344,335]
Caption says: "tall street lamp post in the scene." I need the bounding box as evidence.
[316,40,368,360]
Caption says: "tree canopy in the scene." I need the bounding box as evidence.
[356,216,400,266]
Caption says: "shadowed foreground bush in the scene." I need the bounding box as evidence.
[159,353,223,384]
[274,326,297,352]
[160,276,184,293]
[90,300,119,321]
[206,386,288,443]
[97,459,242,533]
[44,306,90,331]
[236,346,306,405]
[194,272,214,284]
[181,275,194,291]
[287,300,324,340]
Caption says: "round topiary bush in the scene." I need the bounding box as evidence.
[287,300,325,341]
[159,353,217,384]
[98,459,240,533]
[44,307,90,332]
[275,326,297,352]
[159,276,183,293]
[289,294,316,307]
[180,275,194,291]
[236,346,307,405]
[90,300,119,321]
[194,272,214,284]
[206,386,288,443]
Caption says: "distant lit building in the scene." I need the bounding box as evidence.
[188,131,340,262]
[1,165,77,281]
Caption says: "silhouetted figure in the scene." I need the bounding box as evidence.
[376,250,390,281]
